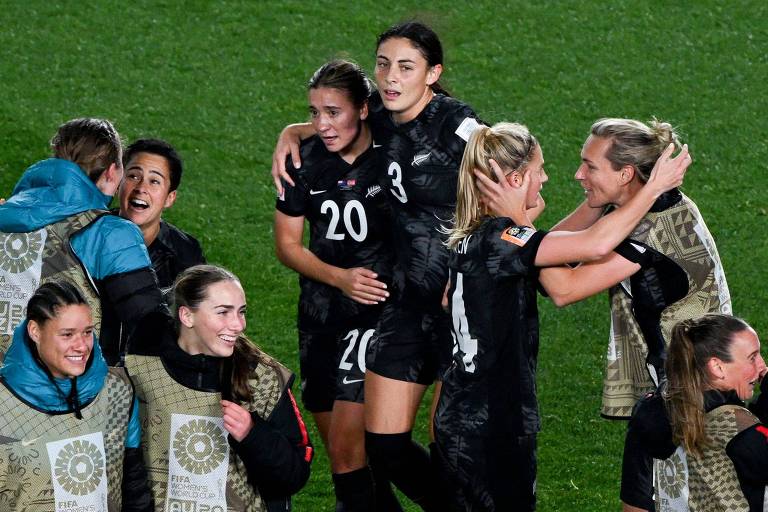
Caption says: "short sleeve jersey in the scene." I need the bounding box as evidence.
[276,136,393,332]
[368,92,482,304]
[437,217,547,437]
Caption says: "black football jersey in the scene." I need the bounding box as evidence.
[276,136,393,332]
[436,217,547,437]
[368,93,482,304]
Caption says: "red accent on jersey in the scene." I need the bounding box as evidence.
[755,425,768,439]
[287,389,313,462]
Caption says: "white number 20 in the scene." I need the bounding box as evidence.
[321,199,368,242]
[339,328,374,372]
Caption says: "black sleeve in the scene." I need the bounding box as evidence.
[620,391,676,509]
[275,160,309,217]
[98,267,168,364]
[726,423,768,507]
[121,447,154,511]
[614,239,653,266]
[228,389,313,498]
[485,219,547,279]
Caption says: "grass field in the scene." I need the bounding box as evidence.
[1,1,766,510]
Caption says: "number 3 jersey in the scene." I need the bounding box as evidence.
[436,217,547,438]
[276,136,394,333]
[368,93,482,305]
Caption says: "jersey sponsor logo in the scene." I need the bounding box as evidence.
[411,152,431,167]
[337,179,356,190]
[500,226,535,246]
[342,376,364,385]
[455,117,483,142]
[366,185,382,198]
[309,189,327,195]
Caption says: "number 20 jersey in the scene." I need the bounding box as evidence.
[368,93,482,305]
[276,136,393,332]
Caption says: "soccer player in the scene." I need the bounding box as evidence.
[118,138,205,291]
[436,122,689,511]
[0,281,152,510]
[272,22,484,510]
[274,59,398,510]
[481,118,727,511]
[631,315,768,511]
[125,265,312,511]
[0,118,165,365]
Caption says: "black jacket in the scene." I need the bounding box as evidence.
[147,220,206,290]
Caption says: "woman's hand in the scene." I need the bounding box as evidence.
[271,124,305,195]
[221,400,254,442]
[333,267,389,305]
[645,143,691,197]
[474,159,533,226]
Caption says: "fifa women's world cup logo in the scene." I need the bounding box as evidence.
[53,439,105,495]
[172,418,227,474]
[0,232,44,273]
[46,432,109,512]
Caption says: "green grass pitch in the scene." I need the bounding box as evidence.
[1,1,766,510]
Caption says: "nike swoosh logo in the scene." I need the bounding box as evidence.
[342,376,364,385]
[373,143,382,148]
[22,436,42,447]
[309,189,327,195]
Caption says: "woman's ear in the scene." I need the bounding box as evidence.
[27,320,41,344]
[619,165,636,185]
[178,306,195,329]
[707,357,726,381]
[359,101,369,121]
[426,64,443,86]
[508,171,523,187]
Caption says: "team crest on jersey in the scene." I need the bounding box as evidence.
[412,152,431,167]
[501,226,535,246]
[338,179,356,190]
[366,185,382,198]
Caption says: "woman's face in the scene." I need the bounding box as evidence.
[178,280,247,358]
[309,87,367,155]
[375,37,442,124]
[28,304,94,379]
[574,135,623,208]
[715,327,766,400]
[518,145,548,209]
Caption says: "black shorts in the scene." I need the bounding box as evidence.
[334,320,378,405]
[298,330,337,413]
[435,431,537,511]
[298,315,379,412]
[366,298,453,385]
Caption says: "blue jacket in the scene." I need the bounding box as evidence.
[0,158,150,279]
[0,321,142,448]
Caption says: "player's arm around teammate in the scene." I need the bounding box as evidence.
[0,281,152,511]
[435,122,687,511]
[274,60,401,511]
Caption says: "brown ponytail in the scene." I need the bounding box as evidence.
[664,314,751,457]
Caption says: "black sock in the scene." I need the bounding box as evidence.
[371,462,404,512]
[365,431,446,512]
[333,467,375,512]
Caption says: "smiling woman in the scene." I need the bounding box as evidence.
[629,314,768,511]
[0,280,152,511]
[125,265,313,512]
